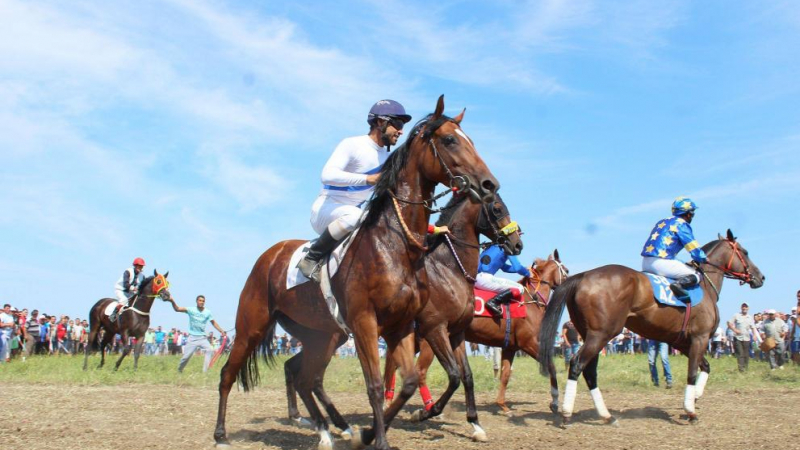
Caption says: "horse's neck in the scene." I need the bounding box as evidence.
[130,286,156,312]
[700,265,725,302]
[527,276,553,304]
[446,208,480,274]
[389,175,436,249]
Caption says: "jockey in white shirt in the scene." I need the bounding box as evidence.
[110,257,146,322]
[297,100,411,282]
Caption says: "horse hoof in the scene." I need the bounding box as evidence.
[605,416,619,427]
[318,439,333,450]
[214,439,232,448]
[560,416,572,429]
[410,409,425,423]
[472,429,488,442]
[291,417,313,429]
[688,414,699,424]
[350,429,366,450]
[340,427,354,440]
[549,403,559,415]
[503,409,513,418]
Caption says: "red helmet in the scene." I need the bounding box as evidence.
[132,257,146,266]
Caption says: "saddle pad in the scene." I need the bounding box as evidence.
[104,301,121,317]
[644,273,704,308]
[473,288,526,318]
[286,227,361,290]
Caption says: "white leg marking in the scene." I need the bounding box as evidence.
[317,428,333,450]
[341,427,354,440]
[684,385,696,414]
[470,422,488,442]
[695,371,709,398]
[562,379,578,417]
[589,388,611,419]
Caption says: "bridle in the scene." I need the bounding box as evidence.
[524,261,569,307]
[704,239,753,285]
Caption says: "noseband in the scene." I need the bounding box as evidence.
[711,239,753,285]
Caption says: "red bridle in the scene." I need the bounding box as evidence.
[711,239,753,285]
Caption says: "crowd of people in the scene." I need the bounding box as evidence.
[0,303,229,364]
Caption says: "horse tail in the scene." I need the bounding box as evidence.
[236,314,279,393]
[538,273,583,376]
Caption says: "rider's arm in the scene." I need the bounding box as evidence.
[502,255,532,277]
[320,140,370,187]
[676,222,708,263]
[121,270,132,292]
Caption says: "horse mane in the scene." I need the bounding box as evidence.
[362,113,454,227]
[434,194,467,227]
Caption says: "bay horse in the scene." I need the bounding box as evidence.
[214,96,499,450]
[298,191,523,442]
[538,229,764,426]
[83,270,171,371]
[383,251,568,419]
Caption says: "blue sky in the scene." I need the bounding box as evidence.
[1,0,799,333]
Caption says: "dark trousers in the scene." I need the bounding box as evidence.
[734,339,750,372]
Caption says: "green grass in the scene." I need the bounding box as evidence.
[2,353,798,392]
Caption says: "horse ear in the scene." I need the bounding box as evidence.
[453,108,466,124]
[164,271,169,279]
[554,249,560,262]
[154,269,159,276]
[547,253,554,261]
[727,229,736,241]
[718,233,723,240]
[433,95,445,119]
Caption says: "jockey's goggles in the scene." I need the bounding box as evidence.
[499,221,519,236]
[380,116,405,131]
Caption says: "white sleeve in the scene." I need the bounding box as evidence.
[320,140,368,187]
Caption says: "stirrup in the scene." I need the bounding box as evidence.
[485,301,503,317]
[297,257,323,282]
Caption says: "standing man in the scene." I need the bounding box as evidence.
[647,340,673,388]
[23,310,41,360]
[728,302,756,372]
[154,326,166,355]
[761,309,787,370]
[166,295,226,373]
[561,321,581,370]
[0,304,15,363]
[297,100,412,282]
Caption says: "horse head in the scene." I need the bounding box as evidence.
[415,95,499,204]
[709,229,764,289]
[147,269,173,301]
[475,192,523,255]
[530,249,569,289]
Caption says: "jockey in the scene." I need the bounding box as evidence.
[641,197,709,299]
[297,100,412,282]
[476,244,531,317]
[110,257,146,322]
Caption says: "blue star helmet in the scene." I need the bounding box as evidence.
[367,99,411,126]
[671,196,698,216]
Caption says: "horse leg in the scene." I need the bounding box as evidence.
[294,336,337,450]
[695,357,711,399]
[133,340,144,371]
[453,339,486,442]
[214,323,269,446]
[562,333,608,427]
[350,321,391,450]
[98,333,113,369]
[495,348,516,416]
[355,330,418,450]
[684,338,707,423]
[284,351,313,428]
[415,330,461,422]
[114,333,131,371]
[310,333,354,439]
[382,350,397,410]
[582,354,616,425]
[82,327,99,371]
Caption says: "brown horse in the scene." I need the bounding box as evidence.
[214,96,499,450]
[285,192,522,441]
[82,271,171,371]
[384,252,568,419]
[538,230,764,426]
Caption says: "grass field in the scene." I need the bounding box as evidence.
[2,352,798,392]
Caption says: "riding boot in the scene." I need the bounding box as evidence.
[109,303,124,322]
[297,229,341,282]
[669,275,699,302]
[485,289,514,317]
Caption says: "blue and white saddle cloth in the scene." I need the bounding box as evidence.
[644,273,704,308]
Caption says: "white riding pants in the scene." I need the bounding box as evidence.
[475,272,524,295]
[642,257,698,280]
[310,196,363,239]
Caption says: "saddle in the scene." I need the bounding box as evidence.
[473,288,526,319]
[643,273,704,308]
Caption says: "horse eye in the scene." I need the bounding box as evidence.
[442,135,457,147]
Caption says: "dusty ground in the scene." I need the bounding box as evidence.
[3,383,799,450]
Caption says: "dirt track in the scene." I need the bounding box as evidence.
[3,383,799,450]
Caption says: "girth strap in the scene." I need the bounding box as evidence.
[673,302,692,346]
